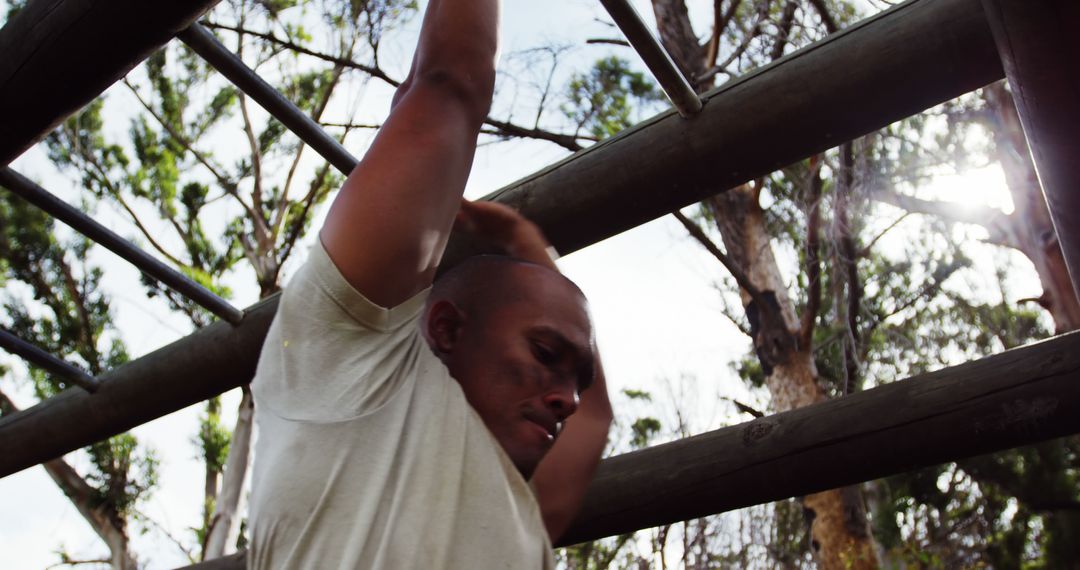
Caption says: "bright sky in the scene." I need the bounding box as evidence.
[0,0,1037,568]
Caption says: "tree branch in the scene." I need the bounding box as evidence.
[200,20,399,86]
[276,161,334,279]
[585,38,631,47]
[275,63,345,239]
[482,117,586,152]
[203,20,592,153]
[869,188,1014,246]
[836,142,861,394]
[799,155,823,349]
[705,0,743,69]
[233,24,273,256]
[859,212,911,257]
[73,144,187,267]
[122,80,234,193]
[46,558,112,569]
[1,389,128,558]
[672,210,766,305]
[57,257,99,371]
[769,0,798,61]
[121,79,258,222]
[698,0,770,84]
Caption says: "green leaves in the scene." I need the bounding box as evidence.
[87,433,160,519]
[1,184,153,531]
[562,56,662,140]
[629,417,661,449]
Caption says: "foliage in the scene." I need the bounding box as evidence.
[0,189,157,564]
[562,56,662,140]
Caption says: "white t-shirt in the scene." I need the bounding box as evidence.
[248,240,555,569]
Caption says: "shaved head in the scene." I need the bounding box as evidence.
[429,255,585,324]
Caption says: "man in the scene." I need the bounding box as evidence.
[246,0,613,567]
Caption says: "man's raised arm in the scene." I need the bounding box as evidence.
[321,0,499,307]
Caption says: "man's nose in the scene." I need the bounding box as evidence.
[541,385,579,420]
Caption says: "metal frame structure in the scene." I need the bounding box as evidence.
[0,0,1077,566]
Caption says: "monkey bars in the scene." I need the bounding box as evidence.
[0,0,1077,564]
[0,0,1006,475]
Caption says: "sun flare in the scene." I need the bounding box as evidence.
[921,165,1015,215]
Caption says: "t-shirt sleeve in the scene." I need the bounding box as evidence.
[252,237,431,421]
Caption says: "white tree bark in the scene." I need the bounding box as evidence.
[203,387,254,559]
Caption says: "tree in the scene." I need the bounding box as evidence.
[0,191,157,569]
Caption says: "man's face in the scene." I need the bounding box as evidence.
[428,266,594,479]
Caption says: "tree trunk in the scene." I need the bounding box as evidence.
[648,0,881,565]
[705,189,879,569]
[204,386,254,559]
[203,397,222,539]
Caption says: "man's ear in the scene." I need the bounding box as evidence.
[424,299,465,356]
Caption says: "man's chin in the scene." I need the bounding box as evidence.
[507,447,548,480]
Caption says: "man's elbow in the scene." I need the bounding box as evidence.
[410,58,496,125]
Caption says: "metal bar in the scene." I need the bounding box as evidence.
[0,328,99,393]
[980,0,1080,306]
[0,168,244,325]
[0,0,1004,478]
[0,0,222,165]
[598,0,704,117]
[177,23,359,175]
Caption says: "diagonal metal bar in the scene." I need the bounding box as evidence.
[0,167,244,325]
[0,328,99,393]
[598,0,704,117]
[177,23,359,176]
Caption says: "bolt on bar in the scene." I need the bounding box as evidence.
[0,328,99,392]
[178,23,360,176]
[0,168,245,325]
[598,0,703,117]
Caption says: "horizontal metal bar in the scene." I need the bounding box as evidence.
[177,23,359,175]
[0,328,99,392]
[598,0,703,117]
[0,167,244,324]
